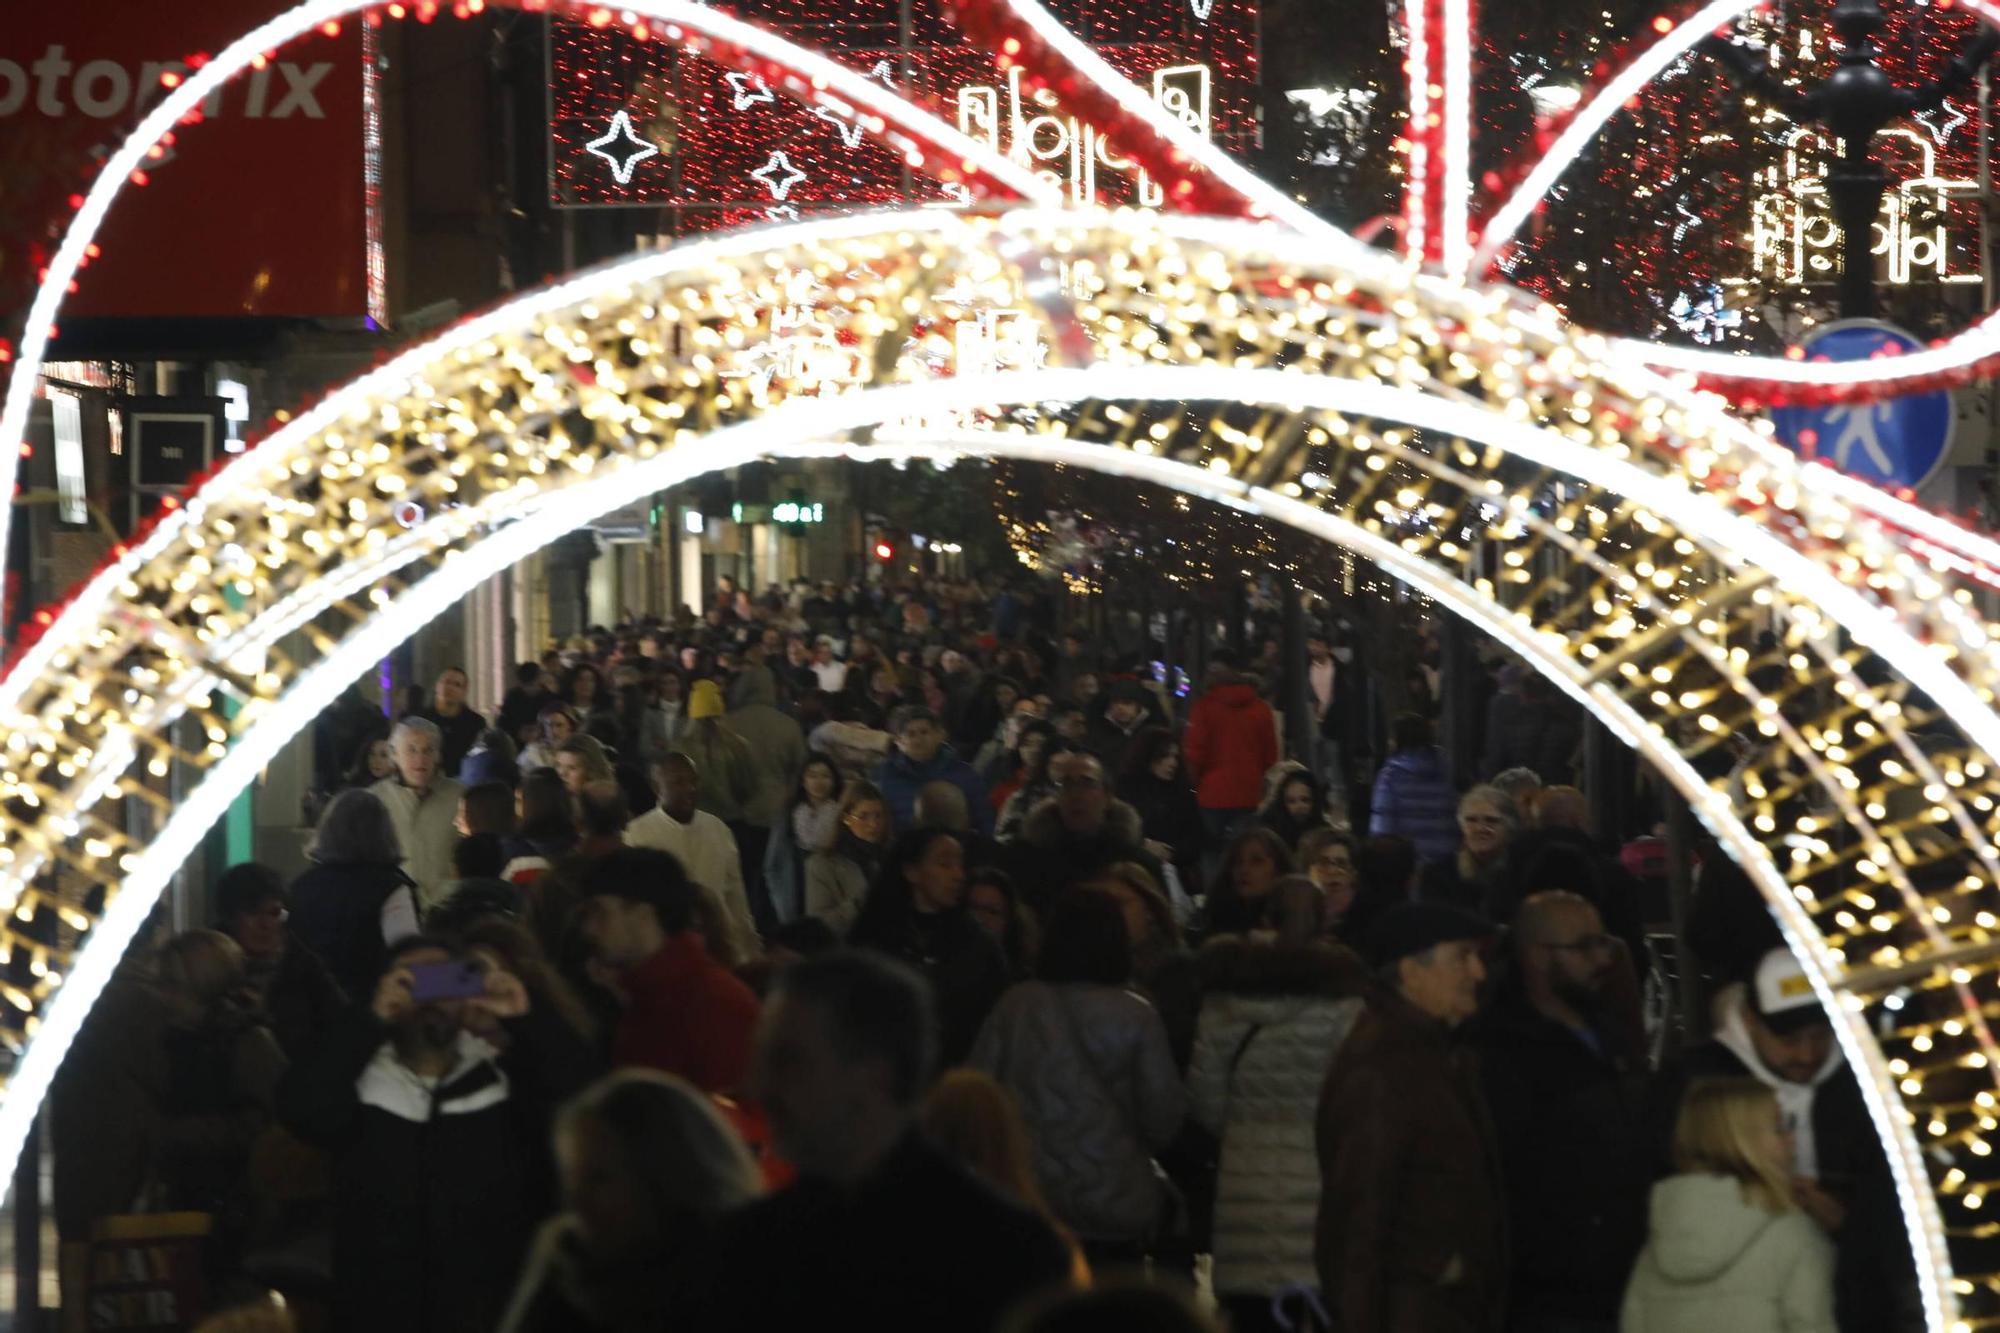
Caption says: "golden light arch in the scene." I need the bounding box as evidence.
[9,207,2000,1328]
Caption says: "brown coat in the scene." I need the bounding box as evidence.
[1314,987,1506,1333]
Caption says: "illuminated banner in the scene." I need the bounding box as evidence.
[1728,123,1982,291]
[547,0,1257,224]
[0,0,376,320]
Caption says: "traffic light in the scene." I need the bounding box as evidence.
[873,537,896,562]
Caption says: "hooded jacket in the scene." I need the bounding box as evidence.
[725,666,808,828]
[1649,992,1911,1333]
[871,743,993,836]
[1184,681,1278,811]
[1620,1175,1835,1333]
[1187,939,1366,1297]
[1369,745,1461,865]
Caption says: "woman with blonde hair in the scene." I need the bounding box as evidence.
[921,1069,1088,1284]
[1418,783,1520,918]
[1620,1077,1835,1332]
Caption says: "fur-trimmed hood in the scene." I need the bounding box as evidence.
[1018,796,1146,851]
[1196,935,1367,998]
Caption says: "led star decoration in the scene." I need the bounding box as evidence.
[724,70,775,111]
[813,104,866,148]
[584,110,659,185]
[751,150,808,199]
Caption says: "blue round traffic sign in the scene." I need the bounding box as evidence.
[1770,320,1955,492]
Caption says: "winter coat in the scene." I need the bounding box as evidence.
[1648,997,1910,1333]
[1183,681,1278,811]
[851,904,1009,1068]
[1316,987,1507,1333]
[371,774,467,912]
[610,931,760,1094]
[245,942,347,1061]
[672,1135,1072,1333]
[1474,989,1651,1322]
[1620,1175,1835,1333]
[725,666,808,828]
[288,860,419,999]
[1186,940,1366,1297]
[1001,799,1167,911]
[278,1003,595,1333]
[1369,746,1461,865]
[675,720,760,824]
[411,705,489,778]
[51,978,285,1239]
[971,980,1187,1243]
[804,847,874,938]
[872,744,994,836]
[1121,771,1205,888]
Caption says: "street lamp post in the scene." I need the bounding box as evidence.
[1705,1,2000,318]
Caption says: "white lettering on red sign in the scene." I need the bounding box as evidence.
[0,45,331,120]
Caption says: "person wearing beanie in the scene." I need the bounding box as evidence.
[673,680,759,826]
[688,678,724,721]
[1315,903,1504,1333]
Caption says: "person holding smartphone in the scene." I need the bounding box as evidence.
[277,936,597,1333]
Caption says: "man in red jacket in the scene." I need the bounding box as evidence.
[576,847,760,1093]
[1183,654,1279,871]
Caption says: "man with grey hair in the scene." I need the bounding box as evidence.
[372,716,465,912]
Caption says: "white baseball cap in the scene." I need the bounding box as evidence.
[1751,948,1826,1035]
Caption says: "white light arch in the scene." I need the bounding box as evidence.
[3,201,2000,1325]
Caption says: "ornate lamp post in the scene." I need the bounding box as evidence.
[1704,0,2000,317]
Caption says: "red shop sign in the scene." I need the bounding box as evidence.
[1,0,376,321]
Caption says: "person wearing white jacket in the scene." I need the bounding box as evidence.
[1185,899,1365,1332]
[1622,1076,1836,1333]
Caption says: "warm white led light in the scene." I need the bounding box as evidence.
[1,370,1946,1328]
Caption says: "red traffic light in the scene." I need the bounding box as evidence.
[873,540,895,561]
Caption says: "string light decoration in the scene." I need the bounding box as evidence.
[1474,0,1998,388]
[5,201,2000,1326]
[546,0,1258,224]
[17,2,2000,1328]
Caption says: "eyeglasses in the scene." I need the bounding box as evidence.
[1056,775,1104,791]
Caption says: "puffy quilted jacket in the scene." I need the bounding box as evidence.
[1186,940,1366,1297]
[971,981,1187,1243]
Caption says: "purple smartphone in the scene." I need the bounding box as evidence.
[407,960,486,1002]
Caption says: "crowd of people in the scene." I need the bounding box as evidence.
[49,573,1910,1333]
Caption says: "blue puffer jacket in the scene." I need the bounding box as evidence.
[1368,746,1460,864]
[872,744,993,836]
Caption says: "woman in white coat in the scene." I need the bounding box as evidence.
[1184,877,1365,1332]
[1621,1076,1836,1333]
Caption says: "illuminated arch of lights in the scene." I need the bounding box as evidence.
[7,3,2000,1330]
